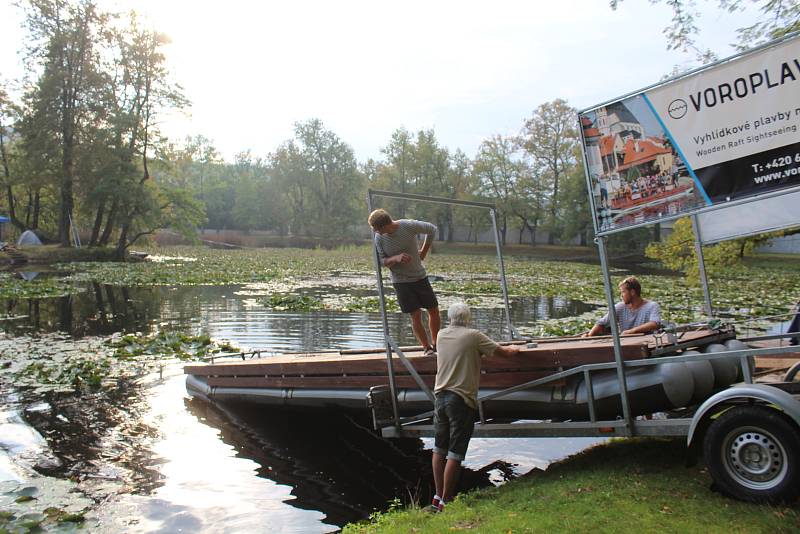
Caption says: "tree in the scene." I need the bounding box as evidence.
[474,135,525,245]
[408,129,451,239]
[558,155,593,246]
[108,19,190,255]
[292,119,363,236]
[444,149,477,242]
[645,217,743,282]
[519,99,580,244]
[0,85,24,231]
[377,128,414,218]
[611,1,800,63]
[231,151,284,233]
[20,0,109,246]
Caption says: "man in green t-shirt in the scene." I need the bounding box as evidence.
[427,302,519,512]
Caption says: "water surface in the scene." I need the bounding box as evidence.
[0,282,605,531]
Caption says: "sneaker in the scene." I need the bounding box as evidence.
[424,346,437,357]
[423,504,440,514]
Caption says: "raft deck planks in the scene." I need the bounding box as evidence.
[184,330,726,390]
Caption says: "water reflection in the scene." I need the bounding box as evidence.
[0,283,595,348]
[85,374,493,532]
[1,282,605,531]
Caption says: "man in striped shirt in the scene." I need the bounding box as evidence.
[369,209,440,356]
[585,276,661,337]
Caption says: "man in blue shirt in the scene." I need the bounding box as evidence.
[585,276,661,336]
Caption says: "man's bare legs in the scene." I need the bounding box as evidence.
[432,451,445,499]
[431,451,461,505]
[410,309,432,349]
[428,306,440,348]
[410,307,441,350]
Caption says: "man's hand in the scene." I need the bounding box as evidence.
[386,253,411,267]
[493,344,520,357]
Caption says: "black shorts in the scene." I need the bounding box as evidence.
[433,390,476,461]
[393,277,438,313]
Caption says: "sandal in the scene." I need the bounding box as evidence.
[424,346,437,357]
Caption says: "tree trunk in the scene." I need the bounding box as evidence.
[59,126,76,246]
[89,202,104,247]
[0,120,24,231]
[32,190,40,229]
[99,200,117,246]
[24,191,32,228]
[446,206,454,242]
[115,221,129,259]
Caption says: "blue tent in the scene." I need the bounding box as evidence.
[0,215,8,241]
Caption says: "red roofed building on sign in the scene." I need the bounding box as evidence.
[617,138,674,173]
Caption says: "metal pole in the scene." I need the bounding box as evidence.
[584,369,597,423]
[490,208,515,340]
[596,236,633,433]
[368,188,495,209]
[367,191,401,427]
[691,214,713,318]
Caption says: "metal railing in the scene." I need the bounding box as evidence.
[366,189,521,428]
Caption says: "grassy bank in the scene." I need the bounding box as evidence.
[345,438,800,533]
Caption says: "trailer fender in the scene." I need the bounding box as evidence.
[687,384,800,448]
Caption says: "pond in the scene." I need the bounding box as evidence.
[0,280,607,531]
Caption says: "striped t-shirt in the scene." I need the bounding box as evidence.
[374,219,437,283]
[596,300,661,333]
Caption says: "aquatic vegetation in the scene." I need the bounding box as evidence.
[260,293,325,311]
[0,480,91,533]
[107,331,239,362]
[324,295,400,313]
[5,244,797,336]
[1,331,239,393]
[0,272,74,300]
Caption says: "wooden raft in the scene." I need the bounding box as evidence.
[184,330,725,390]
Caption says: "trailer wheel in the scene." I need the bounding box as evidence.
[704,405,800,503]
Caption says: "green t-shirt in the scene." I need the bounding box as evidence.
[434,325,499,409]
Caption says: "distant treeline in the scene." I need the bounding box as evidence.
[0,0,593,254]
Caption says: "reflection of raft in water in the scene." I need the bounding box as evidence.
[185,328,754,420]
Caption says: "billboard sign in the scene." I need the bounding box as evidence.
[579,34,800,234]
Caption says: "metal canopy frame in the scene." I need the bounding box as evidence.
[367,189,520,428]
[369,182,800,438]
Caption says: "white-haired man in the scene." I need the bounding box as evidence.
[428,302,520,512]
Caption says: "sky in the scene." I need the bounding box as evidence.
[0,0,763,163]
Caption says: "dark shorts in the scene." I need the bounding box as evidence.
[393,277,438,313]
[433,390,476,461]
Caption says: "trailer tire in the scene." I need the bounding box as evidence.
[704,405,800,503]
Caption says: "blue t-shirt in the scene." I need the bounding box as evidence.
[596,300,661,333]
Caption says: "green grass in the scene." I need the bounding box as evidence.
[345,438,800,533]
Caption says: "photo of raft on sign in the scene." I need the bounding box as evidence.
[580,94,707,232]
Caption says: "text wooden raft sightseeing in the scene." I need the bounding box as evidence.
[183,330,728,390]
